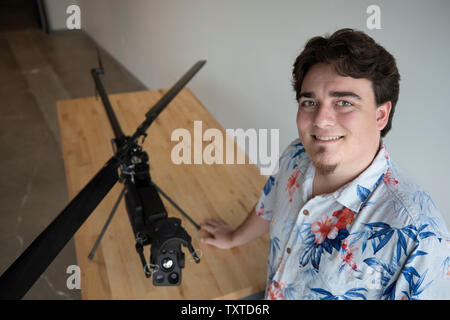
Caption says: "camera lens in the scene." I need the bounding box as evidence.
[155,273,164,283]
[168,272,179,284]
[161,257,174,271]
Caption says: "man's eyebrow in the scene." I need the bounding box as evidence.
[298,92,315,99]
[298,91,362,100]
[329,91,362,100]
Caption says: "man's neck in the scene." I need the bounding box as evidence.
[312,169,360,197]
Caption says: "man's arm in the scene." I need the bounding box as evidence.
[390,233,450,300]
[200,204,270,249]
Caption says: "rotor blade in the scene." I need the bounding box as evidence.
[91,68,126,141]
[146,60,206,121]
[0,156,120,300]
[96,46,104,71]
[131,60,206,141]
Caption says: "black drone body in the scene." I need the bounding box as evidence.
[0,58,206,299]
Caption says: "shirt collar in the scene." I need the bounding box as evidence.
[333,141,390,213]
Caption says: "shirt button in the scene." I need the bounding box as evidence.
[286,248,291,254]
[303,209,310,216]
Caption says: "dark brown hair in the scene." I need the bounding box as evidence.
[292,28,400,137]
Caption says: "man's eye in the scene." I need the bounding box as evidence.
[300,100,316,107]
[336,100,353,107]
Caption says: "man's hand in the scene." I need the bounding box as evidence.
[200,208,270,250]
[200,218,236,249]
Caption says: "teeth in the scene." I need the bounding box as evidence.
[314,136,342,141]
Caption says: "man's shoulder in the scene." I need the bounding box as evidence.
[283,138,306,154]
[277,138,311,177]
[381,159,449,237]
[279,138,309,163]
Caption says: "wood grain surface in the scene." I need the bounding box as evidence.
[56,88,269,299]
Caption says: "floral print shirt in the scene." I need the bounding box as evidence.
[256,138,450,300]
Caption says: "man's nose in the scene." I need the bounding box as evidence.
[313,104,336,128]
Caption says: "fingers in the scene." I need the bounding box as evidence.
[200,236,215,245]
[201,218,227,233]
[200,219,218,246]
[203,218,225,227]
[200,217,232,249]
[201,219,222,247]
[201,234,229,249]
[201,223,216,234]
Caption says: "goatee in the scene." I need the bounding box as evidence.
[311,146,338,175]
[312,160,338,175]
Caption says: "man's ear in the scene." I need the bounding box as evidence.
[376,101,392,131]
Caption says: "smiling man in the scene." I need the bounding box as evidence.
[201,29,449,300]
[297,62,390,196]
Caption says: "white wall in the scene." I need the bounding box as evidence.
[60,0,449,225]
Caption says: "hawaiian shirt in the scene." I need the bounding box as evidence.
[256,138,450,300]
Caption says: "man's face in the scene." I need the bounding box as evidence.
[296,63,391,176]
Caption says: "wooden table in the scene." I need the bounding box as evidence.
[56,88,269,299]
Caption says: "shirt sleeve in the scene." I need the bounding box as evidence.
[254,139,303,222]
[391,233,450,300]
[255,174,277,221]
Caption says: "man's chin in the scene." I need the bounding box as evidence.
[312,160,338,175]
[302,141,341,174]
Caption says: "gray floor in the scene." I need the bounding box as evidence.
[0,28,146,299]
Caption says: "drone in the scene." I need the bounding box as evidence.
[0,53,206,299]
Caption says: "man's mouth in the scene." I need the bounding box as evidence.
[312,135,344,142]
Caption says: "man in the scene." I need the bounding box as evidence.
[200,29,449,300]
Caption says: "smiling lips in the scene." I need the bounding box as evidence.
[312,135,344,143]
